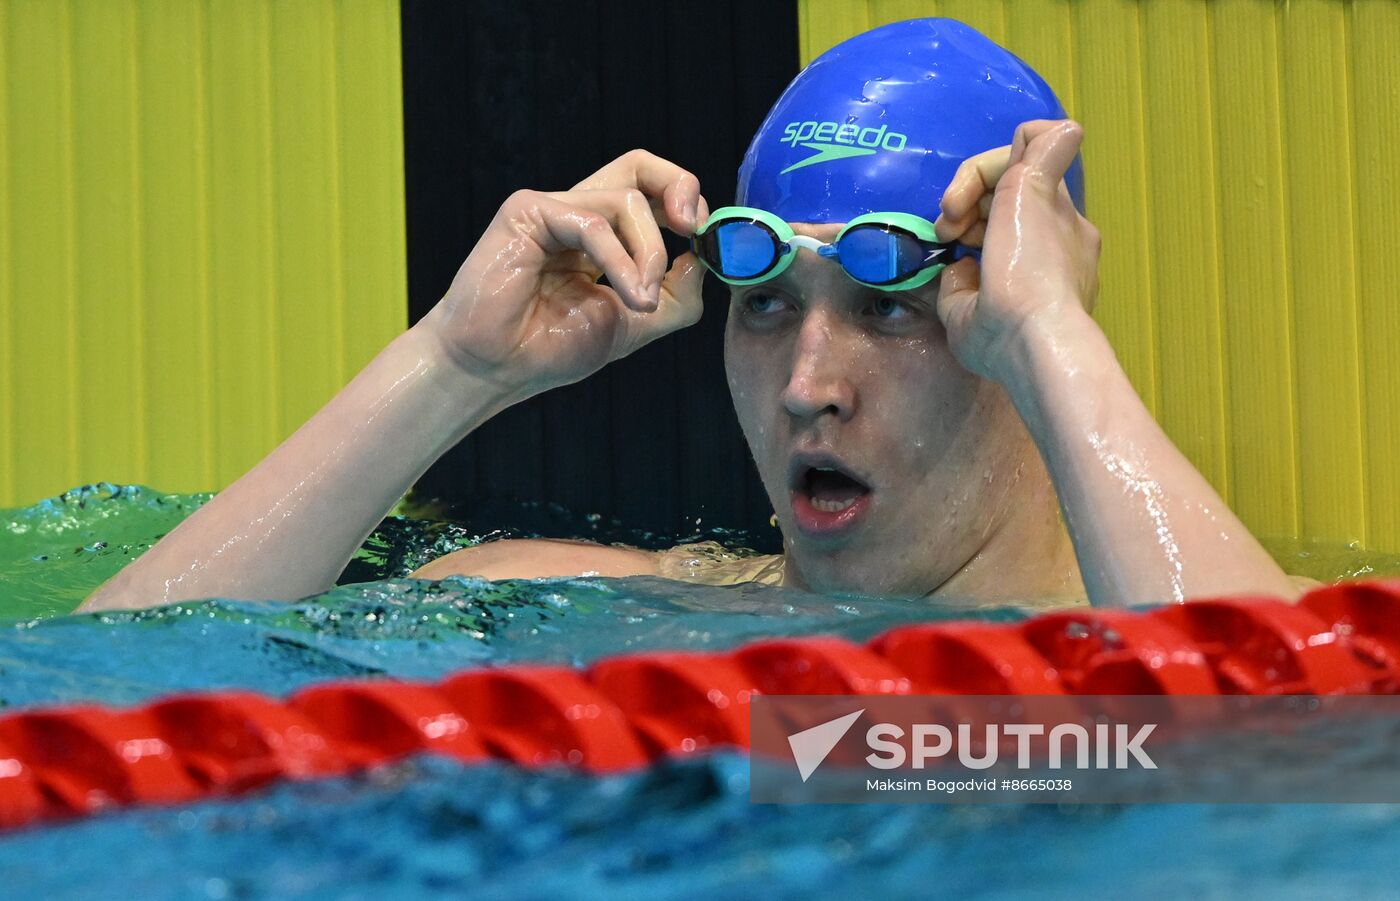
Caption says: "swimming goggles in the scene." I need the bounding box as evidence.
[691,206,958,291]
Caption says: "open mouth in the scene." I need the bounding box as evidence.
[789,457,873,537]
[801,466,870,512]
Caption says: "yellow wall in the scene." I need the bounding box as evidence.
[801,0,1400,549]
[3,0,1396,551]
[0,0,406,506]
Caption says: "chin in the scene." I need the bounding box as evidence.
[785,543,915,598]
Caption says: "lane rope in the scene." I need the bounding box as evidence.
[2,580,1397,829]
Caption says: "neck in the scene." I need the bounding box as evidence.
[932,446,1086,608]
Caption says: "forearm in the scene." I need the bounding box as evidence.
[1001,309,1295,607]
[80,321,517,612]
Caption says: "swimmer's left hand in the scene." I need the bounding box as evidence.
[931,119,1101,384]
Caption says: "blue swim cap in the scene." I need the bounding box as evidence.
[737,18,1084,224]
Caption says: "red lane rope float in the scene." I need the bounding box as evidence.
[1301,580,1400,692]
[3,581,1400,830]
[872,622,1066,694]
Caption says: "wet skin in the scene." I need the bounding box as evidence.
[724,225,1075,599]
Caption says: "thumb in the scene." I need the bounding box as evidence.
[1023,120,1084,192]
[655,252,705,330]
[935,257,981,333]
[616,252,705,356]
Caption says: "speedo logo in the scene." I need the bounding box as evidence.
[779,120,910,174]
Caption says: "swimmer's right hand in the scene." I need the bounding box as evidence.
[416,150,710,400]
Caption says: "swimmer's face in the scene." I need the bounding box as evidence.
[723,223,1027,597]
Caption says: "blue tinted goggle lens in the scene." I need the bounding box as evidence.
[711,221,780,279]
[836,225,931,285]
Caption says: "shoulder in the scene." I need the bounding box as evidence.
[655,541,785,587]
[410,538,662,581]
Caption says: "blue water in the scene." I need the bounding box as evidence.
[2,485,1398,898]
[6,757,1399,900]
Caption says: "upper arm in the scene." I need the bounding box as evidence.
[410,538,661,581]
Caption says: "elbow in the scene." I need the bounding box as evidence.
[77,569,141,614]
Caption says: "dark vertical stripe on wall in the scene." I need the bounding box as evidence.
[399,0,477,496]
[400,0,798,542]
[667,1,742,533]
[462,3,546,502]
[534,2,610,519]
[596,1,678,533]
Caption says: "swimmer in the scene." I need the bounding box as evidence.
[80,18,1299,613]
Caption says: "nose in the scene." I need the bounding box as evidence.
[781,309,858,422]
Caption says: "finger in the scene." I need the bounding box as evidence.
[618,189,670,294]
[934,193,995,244]
[1008,119,1066,166]
[613,252,706,357]
[572,149,703,234]
[529,195,653,311]
[552,188,669,299]
[934,257,981,332]
[937,146,1011,236]
[937,121,1072,241]
[1017,120,1084,190]
[695,193,712,226]
[933,209,972,244]
[655,252,705,331]
[958,220,987,249]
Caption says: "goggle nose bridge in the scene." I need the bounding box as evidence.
[783,235,841,259]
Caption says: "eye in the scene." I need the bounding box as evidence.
[867,295,910,319]
[743,292,789,316]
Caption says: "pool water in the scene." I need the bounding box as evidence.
[2,484,1399,898]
